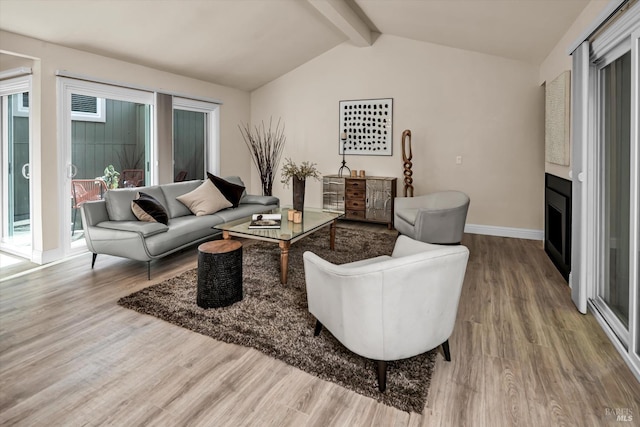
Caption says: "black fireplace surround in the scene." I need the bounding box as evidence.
[545,173,572,282]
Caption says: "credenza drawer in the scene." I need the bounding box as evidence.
[346,188,365,200]
[346,199,366,210]
[345,179,365,190]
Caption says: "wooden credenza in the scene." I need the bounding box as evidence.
[323,175,397,229]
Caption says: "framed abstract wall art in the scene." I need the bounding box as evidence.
[339,98,393,156]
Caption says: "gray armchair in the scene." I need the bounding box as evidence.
[303,235,469,391]
[394,191,470,244]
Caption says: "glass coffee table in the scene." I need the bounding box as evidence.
[214,207,344,285]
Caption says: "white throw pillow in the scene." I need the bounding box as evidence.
[176,179,232,216]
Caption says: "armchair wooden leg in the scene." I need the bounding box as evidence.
[442,340,451,362]
[314,320,323,336]
[91,253,97,269]
[376,360,387,392]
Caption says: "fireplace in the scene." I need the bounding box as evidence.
[545,173,571,282]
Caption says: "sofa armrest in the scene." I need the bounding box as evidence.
[240,195,279,206]
[81,200,110,226]
[82,224,154,261]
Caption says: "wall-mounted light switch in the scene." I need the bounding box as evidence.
[456,156,462,165]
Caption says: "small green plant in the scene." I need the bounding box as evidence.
[280,158,321,187]
[102,165,120,189]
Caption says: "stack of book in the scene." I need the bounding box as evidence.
[248,213,282,229]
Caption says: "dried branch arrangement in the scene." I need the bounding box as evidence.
[238,118,286,196]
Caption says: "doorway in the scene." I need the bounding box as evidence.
[1,77,31,259]
[59,78,153,255]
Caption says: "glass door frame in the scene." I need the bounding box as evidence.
[0,75,32,259]
[57,77,154,256]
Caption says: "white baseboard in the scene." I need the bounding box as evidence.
[464,224,544,241]
[32,247,64,265]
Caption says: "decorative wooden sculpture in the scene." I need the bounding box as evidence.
[401,129,414,197]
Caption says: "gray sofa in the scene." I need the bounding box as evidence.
[80,176,279,278]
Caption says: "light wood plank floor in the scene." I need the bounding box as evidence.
[1,222,639,426]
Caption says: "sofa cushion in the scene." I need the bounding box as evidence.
[160,180,204,218]
[131,192,169,225]
[176,179,232,216]
[97,220,168,238]
[105,186,167,221]
[207,173,245,207]
[145,215,222,256]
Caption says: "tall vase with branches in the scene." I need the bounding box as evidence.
[239,118,286,196]
[281,158,321,212]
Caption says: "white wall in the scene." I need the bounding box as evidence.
[251,34,545,232]
[539,0,610,180]
[0,31,252,262]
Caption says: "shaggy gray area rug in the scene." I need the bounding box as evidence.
[118,227,437,413]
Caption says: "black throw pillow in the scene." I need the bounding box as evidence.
[207,173,245,208]
[131,192,169,225]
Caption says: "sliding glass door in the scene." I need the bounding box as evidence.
[580,21,640,378]
[596,51,632,335]
[0,77,31,258]
[59,78,153,254]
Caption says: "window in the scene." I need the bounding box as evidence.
[71,93,106,122]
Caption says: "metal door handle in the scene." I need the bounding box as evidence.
[21,163,29,179]
[68,164,78,178]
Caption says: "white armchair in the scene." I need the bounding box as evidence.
[303,235,469,392]
[394,191,470,244]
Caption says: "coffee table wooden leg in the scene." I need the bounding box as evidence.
[330,219,337,251]
[279,241,290,285]
[222,231,231,240]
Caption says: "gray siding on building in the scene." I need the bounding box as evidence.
[72,99,146,181]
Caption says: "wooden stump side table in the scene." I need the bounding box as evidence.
[197,240,243,308]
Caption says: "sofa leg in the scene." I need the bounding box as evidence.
[147,261,151,280]
[442,340,451,362]
[91,253,97,269]
[376,360,387,392]
[314,320,323,336]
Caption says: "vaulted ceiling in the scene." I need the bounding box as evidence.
[0,0,592,91]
